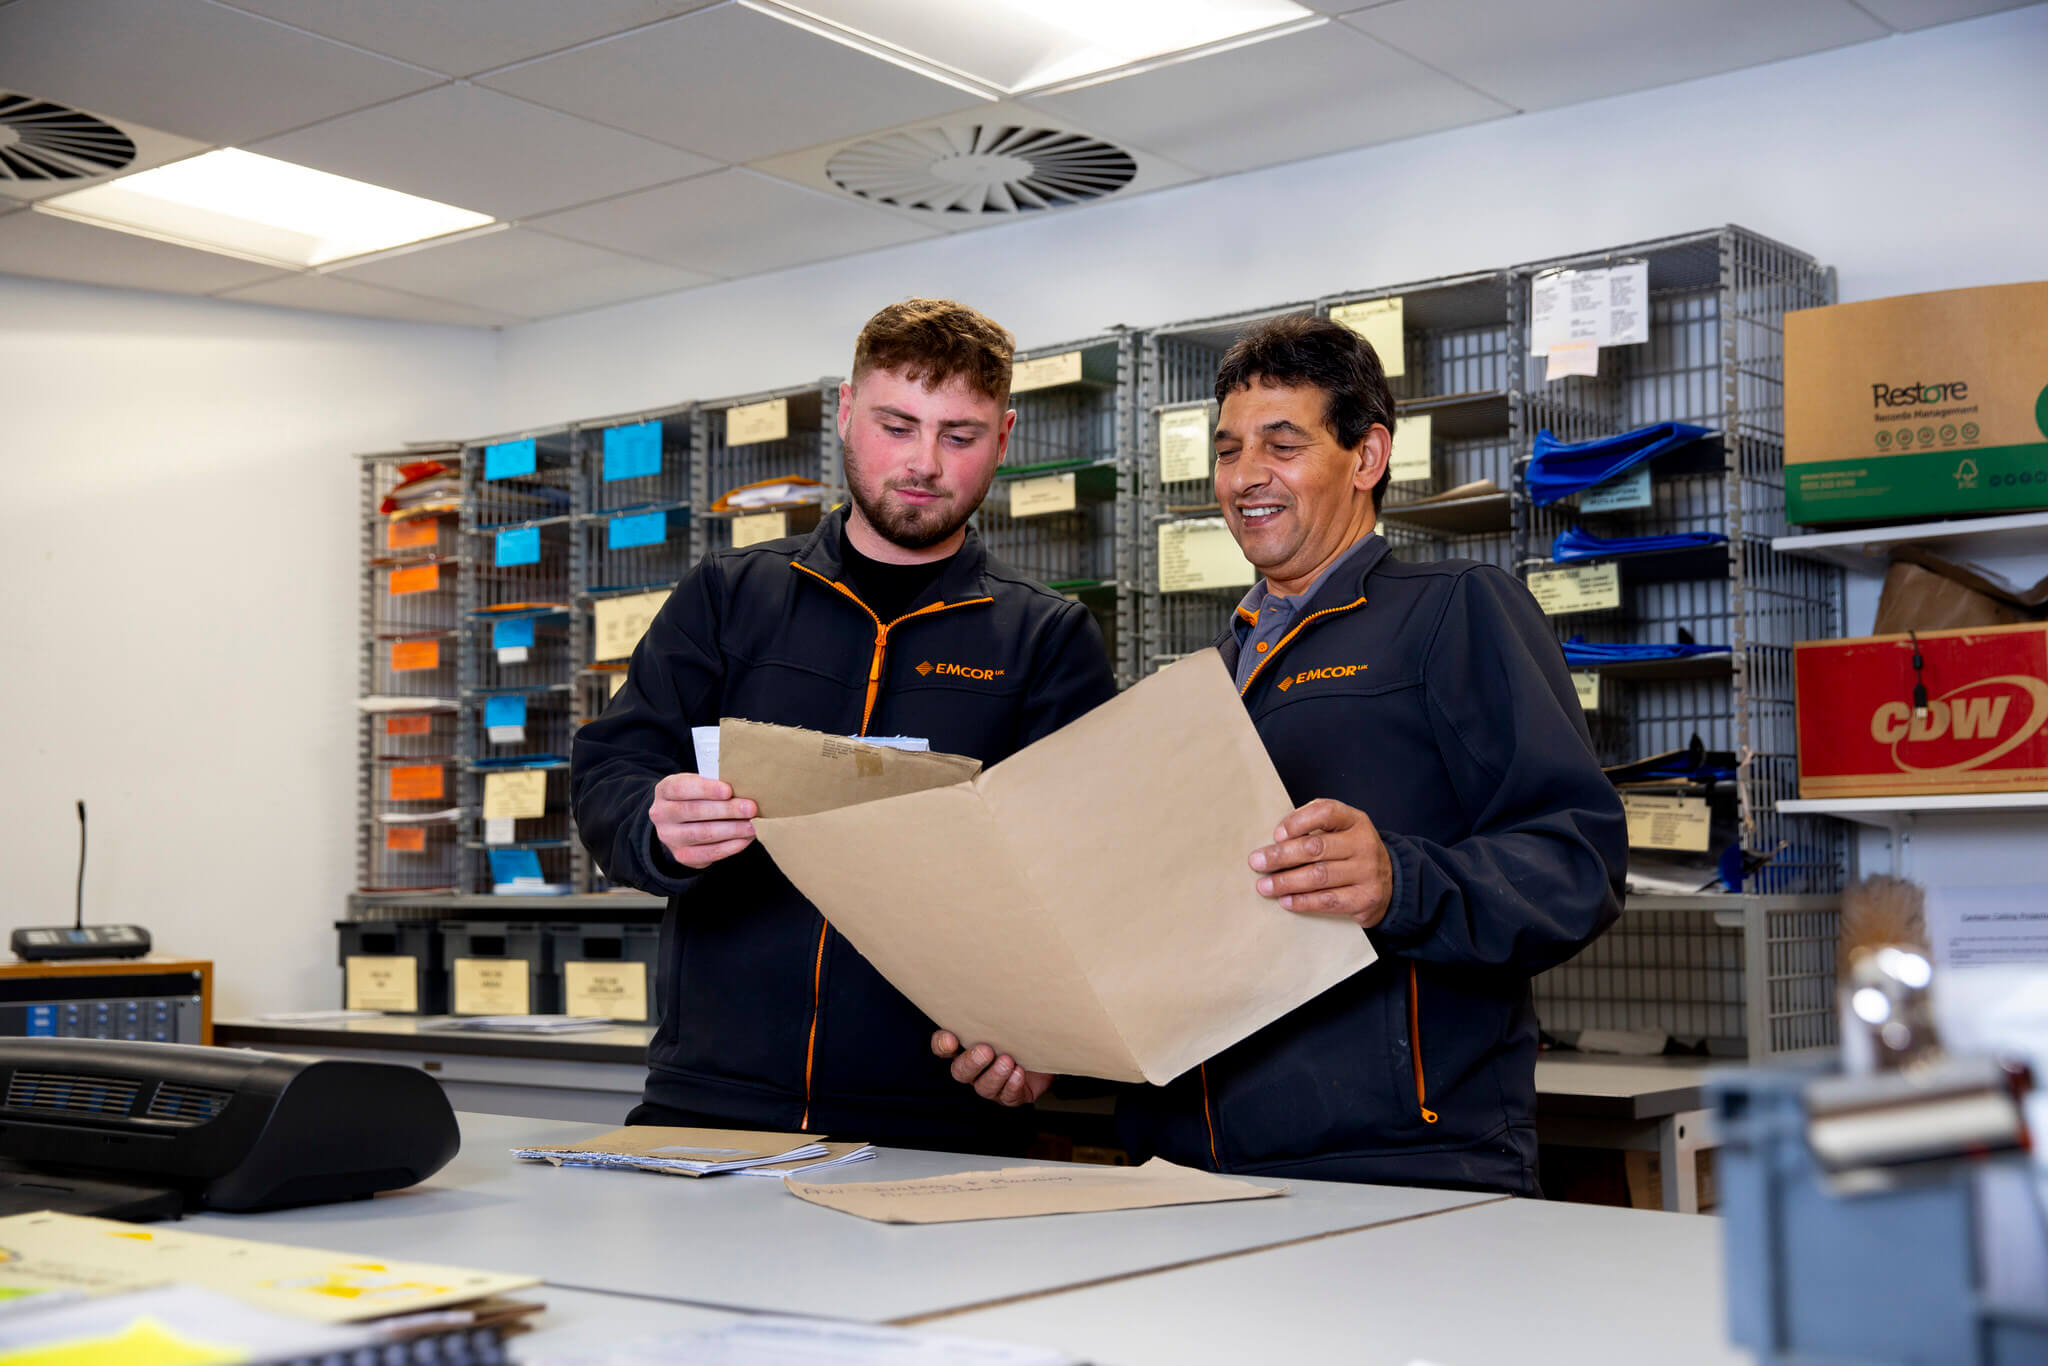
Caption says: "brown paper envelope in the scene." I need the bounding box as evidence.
[518,1125,816,1163]
[721,720,982,818]
[785,1156,1284,1224]
[750,653,1375,1084]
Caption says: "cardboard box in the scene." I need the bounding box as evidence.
[1785,282,2048,525]
[1794,622,2048,797]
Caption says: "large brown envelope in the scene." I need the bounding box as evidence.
[723,652,1375,1085]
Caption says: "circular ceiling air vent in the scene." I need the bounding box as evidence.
[827,125,1137,215]
[0,92,137,183]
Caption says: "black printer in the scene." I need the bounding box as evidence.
[0,1037,459,1220]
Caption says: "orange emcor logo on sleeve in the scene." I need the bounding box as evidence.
[1278,664,1368,692]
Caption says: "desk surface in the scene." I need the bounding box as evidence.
[186,1112,1497,1326]
[512,1287,740,1362]
[1534,1055,1719,1119]
[925,1193,1746,1366]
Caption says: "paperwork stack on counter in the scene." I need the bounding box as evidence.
[514,1126,875,1178]
[423,1014,615,1035]
[723,653,1375,1085]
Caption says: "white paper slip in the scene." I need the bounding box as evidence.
[734,1145,878,1178]
[252,1009,386,1024]
[427,1015,613,1034]
[695,727,928,784]
[358,695,459,713]
[378,807,462,824]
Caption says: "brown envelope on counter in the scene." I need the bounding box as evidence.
[786,1157,1284,1224]
[720,653,1376,1086]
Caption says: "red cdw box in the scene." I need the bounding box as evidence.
[1794,622,2048,798]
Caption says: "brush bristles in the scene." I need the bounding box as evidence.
[1840,875,1928,965]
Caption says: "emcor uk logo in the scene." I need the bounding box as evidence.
[917,661,1004,681]
[1276,664,1367,692]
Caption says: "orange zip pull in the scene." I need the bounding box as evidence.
[1407,962,1438,1124]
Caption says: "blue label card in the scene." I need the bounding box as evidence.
[603,422,662,482]
[484,437,537,481]
[488,848,544,885]
[608,510,667,550]
[1577,466,1653,513]
[491,616,536,650]
[483,695,528,729]
[496,526,541,567]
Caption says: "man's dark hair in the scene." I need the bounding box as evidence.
[1213,312,1397,511]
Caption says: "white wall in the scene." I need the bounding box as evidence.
[0,276,497,1017]
[494,3,2048,429]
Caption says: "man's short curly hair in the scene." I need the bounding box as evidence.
[852,298,1016,407]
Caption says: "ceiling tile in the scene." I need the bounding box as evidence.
[1850,0,2038,29]
[0,100,210,204]
[214,0,722,78]
[332,226,711,319]
[1024,23,1511,177]
[250,85,718,221]
[1344,0,1888,111]
[530,168,937,277]
[478,3,983,164]
[0,0,443,146]
[216,271,524,327]
[0,205,288,293]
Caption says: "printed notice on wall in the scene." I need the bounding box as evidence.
[1009,472,1078,518]
[1010,350,1082,393]
[345,955,418,1013]
[1388,412,1432,483]
[1621,793,1711,852]
[731,511,788,547]
[1159,407,1213,485]
[1573,671,1600,711]
[454,957,530,1016]
[1328,296,1405,379]
[564,960,650,1021]
[1530,263,1649,357]
[1159,519,1257,594]
[1926,884,2048,968]
[593,589,668,662]
[1527,562,1621,616]
[482,768,548,821]
[724,397,788,446]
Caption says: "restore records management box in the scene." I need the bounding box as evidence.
[1794,622,2048,798]
[1785,281,2048,525]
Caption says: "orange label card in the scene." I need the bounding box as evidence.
[384,714,433,737]
[385,826,428,853]
[389,563,441,595]
[392,640,441,672]
[387,517,440,550]
[388,765,444,801]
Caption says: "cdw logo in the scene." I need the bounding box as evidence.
[916,661,1004,681]
[1277,664,1367,692]
[1868,675,2048,774]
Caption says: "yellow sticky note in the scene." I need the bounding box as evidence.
[1572,671,1600,712]
[482,769,547,821]
[1158,519,1257,594]
[608,672,629,698]
[453,958,530,1015]
[1011,351,1082,393]
[563,960,649,1021]
[1388,411,1432,484]
[1158,408,1212,486]
[1622,794,1712,852]
[1009,472,1077,518]
[725,397,789,446]
[731,510,788,547]
[592,589,667,662]
[1527,562,1621,616]
[344,955,418,1012]
[1329,296,1405,378]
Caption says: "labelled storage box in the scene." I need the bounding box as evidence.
[547,923,661,1023]
[336,920,445,1015]
[440,920,555,1015]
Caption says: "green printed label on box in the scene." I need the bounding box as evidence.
[1787,442,2048,524]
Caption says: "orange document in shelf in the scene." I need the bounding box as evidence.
[385,826,428,853]
[388,765,445,802]
[385,714,433,737]
[391,640,441,671]
[388,563,441,595]
[386,516,441,550]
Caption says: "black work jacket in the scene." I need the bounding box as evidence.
[570,508,1116,1150]
[1117,537,1626,1194]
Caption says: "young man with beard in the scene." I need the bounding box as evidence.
[571,299,1116,1154]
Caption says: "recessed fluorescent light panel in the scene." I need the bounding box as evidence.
[762,0,1317,94]
[35,148,494,269]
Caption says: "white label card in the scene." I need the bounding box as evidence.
[1328,296,1405,379]
[484,817,516,845]
[496,645,529,666]
[1573,671,1600,711]
[1010,351,1082,393]
[1158,408,1212,486]
[1528,562,1622,616]
[1389,412,1432,483]
[1530,263,1649,356]
[1158,519,1257,593]
[454,957,531,1015]
[724,397,789,446]
[1009,472,1077,517]
[1622,794,1712,852]
[344,955,418,1012]
[564,960,650,1021]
